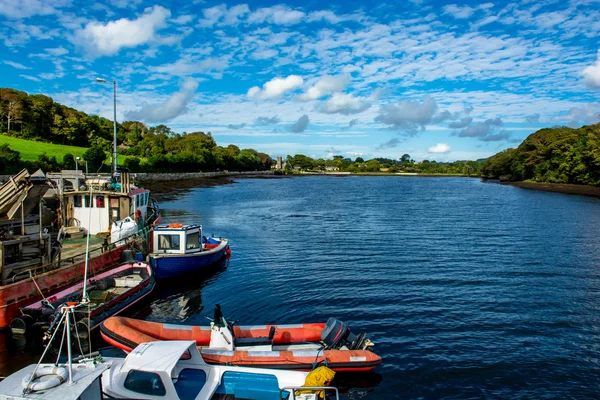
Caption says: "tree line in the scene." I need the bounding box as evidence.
[286,154,482,175]
[0,88,273,174]
[481,123,600,185]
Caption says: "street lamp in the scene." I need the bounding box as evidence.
[76,156,88,175]
[75,156,79,173]
[95,77,118,178]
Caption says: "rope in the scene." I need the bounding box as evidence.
[55,320,67,366]
[29,271,54,309]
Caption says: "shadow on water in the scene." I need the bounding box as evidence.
[132,257,229,323]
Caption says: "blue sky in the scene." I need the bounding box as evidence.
[1,0,600,161]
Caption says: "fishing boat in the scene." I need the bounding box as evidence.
[101,340,339,399]
[149,223,230,280]
[100,305,381,372]
[10,260,154,337]
[0,170,136,329]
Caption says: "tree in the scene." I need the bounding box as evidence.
[355,157,364,163]
[83,144,107,173]
[62,153,75,170]
[0,144,22,173]
[400,154,411,164]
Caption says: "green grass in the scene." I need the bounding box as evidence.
[0,135,125,165]
[0,135,87,161]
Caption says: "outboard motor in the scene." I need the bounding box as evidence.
[321,317,370,350]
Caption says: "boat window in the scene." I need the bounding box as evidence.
[73,195,82,208]
[124,370,166,396]
[84,195,91,208]
[186,232,200,250]
[136,195,140,207]
[158,234,180,250]
[174,369,206,399]
[96,195,105,208]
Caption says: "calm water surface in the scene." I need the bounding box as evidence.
[144,176,600,399]
[5,176,600,399]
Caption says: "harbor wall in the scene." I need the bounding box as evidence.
[134,170,274,183]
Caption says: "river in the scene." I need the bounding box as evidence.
[5,175,600,398]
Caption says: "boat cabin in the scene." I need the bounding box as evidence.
[151,224,202,254]
[102,340,305,400]
[62,173,154,235]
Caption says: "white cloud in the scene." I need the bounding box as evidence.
[317,93,372,115]
[565,104,600,127]
[125,79,198,123]
[75,5,171,56]
[428,143,451,153]
[247,75,304,99]
[3,60,30,69]
[297,75,349,101]
[172,14,194,25]
[0,0,70,19]
[443,4,476,19]
[583,51,600,90]
[247,6,305,25]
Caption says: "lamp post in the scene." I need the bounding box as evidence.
[75,156,79,173]
[95,78,118,178]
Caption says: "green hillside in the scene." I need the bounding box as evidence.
[0,135,87,161]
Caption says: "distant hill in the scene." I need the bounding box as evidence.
[481,123,600,185]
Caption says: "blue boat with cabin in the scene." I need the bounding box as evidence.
[149,223,230,280]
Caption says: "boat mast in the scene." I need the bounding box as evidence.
[81,185,93,304]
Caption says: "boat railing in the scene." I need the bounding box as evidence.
[9,227,151,284]
[280,386,340,400]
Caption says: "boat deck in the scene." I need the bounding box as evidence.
[61,235,106,261]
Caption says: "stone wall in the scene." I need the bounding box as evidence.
[134,170,274,183]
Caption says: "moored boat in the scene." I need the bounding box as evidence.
[100,306,381,372]
[10,261,155,337]
[149,224,230,280]
[101,340,339,399]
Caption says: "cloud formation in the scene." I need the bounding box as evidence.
[375,96,452,132]
[248,5,305,25]
[376,138,401,150]
[317,93,371,115]
[428,143,451,153]
[448,117,473,129]
[75,5,171,56]
[125,79,198,123]
[248,75,304,99]
[290,114,309,133]
[297,75,349,101]
[3,60,29,69]
[524,113,541,123]
[255,116,281,125]
[454,117,511,142]
[583,51,600,90]
[566,104,600,127]
[227,123,247,129]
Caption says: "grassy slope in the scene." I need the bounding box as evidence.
[0,135,125,165]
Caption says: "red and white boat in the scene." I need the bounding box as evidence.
[100,306,381,372]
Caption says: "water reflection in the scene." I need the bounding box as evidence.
[144,258,229,323]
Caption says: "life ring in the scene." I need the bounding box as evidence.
[22,366,68,392]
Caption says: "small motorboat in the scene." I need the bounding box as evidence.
[10,261,155,337]
[101,340,340,399]
[149,224,230,280]
[100,305,381,372]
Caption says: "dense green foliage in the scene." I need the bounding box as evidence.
[481,124,600,185]
[0,88,272,174]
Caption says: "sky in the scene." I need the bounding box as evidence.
[1,0,600,162]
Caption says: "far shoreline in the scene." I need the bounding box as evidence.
[501,180,600,198]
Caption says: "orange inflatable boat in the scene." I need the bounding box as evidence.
[100,307,381,372]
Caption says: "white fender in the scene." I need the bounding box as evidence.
[22,365,68,392]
